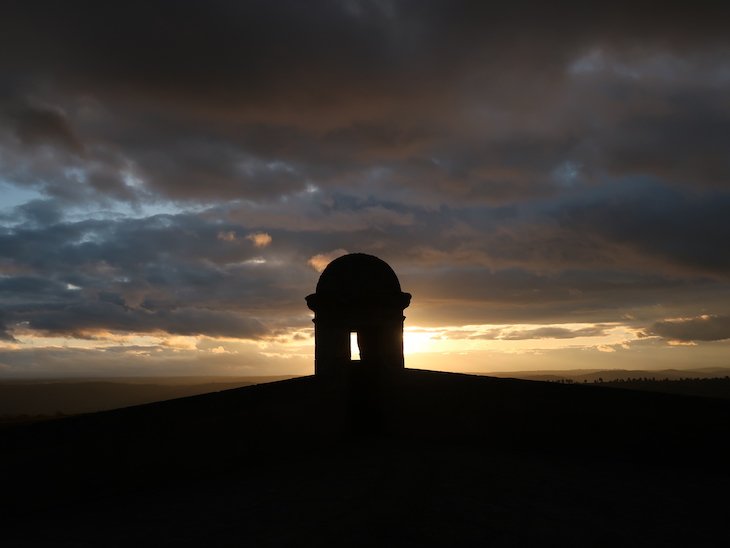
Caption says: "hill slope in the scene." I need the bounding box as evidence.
[2,369,730,547]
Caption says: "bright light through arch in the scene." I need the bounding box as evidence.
[350,332,360,361]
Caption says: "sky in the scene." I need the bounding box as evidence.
[1,1,729,377]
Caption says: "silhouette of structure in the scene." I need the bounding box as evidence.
[306,253,411,376]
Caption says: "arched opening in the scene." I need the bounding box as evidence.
[350,332,360,361]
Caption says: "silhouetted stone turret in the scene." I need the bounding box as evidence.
[306,253,411,376]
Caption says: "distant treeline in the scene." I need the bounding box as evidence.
[549,376,730,400]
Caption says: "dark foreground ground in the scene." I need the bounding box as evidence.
[2,369,730,547]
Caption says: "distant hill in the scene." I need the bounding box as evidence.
[486,367,730,383]
[0,375,297,418]
[599,376,730,400]
[5,368,730,419]
[484,368,730,400]
[2,369,730,546]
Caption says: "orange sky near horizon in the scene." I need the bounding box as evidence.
[2,316,728,378]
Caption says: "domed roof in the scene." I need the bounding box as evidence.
[316,253,402,296]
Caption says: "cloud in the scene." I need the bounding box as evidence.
[496,325,611,341]
[0,344,311,377]
[2,183,729,342]
[24,303,268,339]
[0,311,16,342]
[1,2,728,207]
[1,1,730,374]
[460,324,612,341]
[217,230,237,242]
[3,100,84,154]
[0,212,321,340]
[648,315,730,342]
[308,249,349,273]
[246,232,272,248]
[554,180,730,276]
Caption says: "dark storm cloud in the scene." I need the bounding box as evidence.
[13,199,64,226]
[648,315,730,342]
[24,302,268,340]
[1,1,729,204]
[556,181,730,276]
[274,180,730,279]
[0,311,16,342]
[646,315,730,342]
[595,90,730,187]
[0,211,319,339]
[0,94,135,204]
[2,177,729,338]
[1,99,84,154]
[4,1,728,89]
[401,265,730,326]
